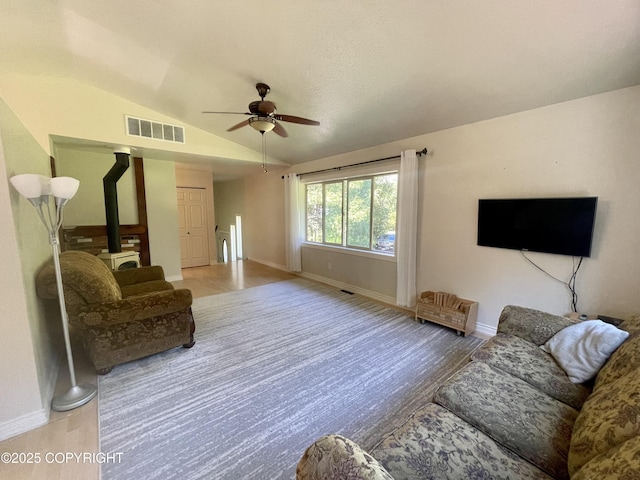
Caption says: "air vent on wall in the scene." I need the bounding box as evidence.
[125,115,185,144]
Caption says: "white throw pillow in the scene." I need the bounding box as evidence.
[541,319,629,383]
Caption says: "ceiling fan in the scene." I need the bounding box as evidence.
[202,82,320,137]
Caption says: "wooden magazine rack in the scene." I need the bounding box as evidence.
[415,291,478,336]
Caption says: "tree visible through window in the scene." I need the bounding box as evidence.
[306,184,322,243]
[305,173,398,254]
[324,182,343,244]
[347,178,371,248]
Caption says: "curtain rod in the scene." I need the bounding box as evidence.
[281,147,428,179]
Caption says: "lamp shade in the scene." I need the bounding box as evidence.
[249,116,276,133]
[50,177,80,200]
[10,174,44,199]
[39,175,52,195]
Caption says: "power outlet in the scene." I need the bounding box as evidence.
[327,262,332,270]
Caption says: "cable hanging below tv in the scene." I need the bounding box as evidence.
[477,197,598,257]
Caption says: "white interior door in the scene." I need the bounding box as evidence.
[177,187,210,268]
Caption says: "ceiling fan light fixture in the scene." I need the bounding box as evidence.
[249,116,276,133]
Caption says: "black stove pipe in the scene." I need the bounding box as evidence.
[103,150,130,253]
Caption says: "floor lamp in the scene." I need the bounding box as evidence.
[10,174,97,411]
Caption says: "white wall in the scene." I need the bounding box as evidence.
[277,86,640,334]
[243,170,288,269]
[301,246,397,303]
[144,160,182,279]
[213,178,245,240]
[0,74,275,166]
[0,99,57,439]
[213,170,289,270]
[213,178,244,263]
[417,85,640,332]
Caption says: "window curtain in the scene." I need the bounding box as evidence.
[284,173,302,272]
[396,149,418,307]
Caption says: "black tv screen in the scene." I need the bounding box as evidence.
[477,197,598,257]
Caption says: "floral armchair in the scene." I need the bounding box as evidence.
[36,250,195,374]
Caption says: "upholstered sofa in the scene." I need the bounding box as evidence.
[36,250,195,374]
[297,305,640,479]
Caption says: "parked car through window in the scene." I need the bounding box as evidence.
[374,232,395,253]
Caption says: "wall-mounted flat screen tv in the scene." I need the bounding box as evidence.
[477,197,598,257]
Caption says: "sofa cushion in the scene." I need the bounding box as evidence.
[472,333,591,409]
[541,320,629,383]
[120,280,175,297]
[36,250,122,305]
[434,361,578,480]
[619,313,640,334]
[595,328,640,389]
[112,265,166,286]
[572,435,640,480]
[568,369,640,475]
[296,434,394,480]
[497,305,576,345]
[370,402,552,480]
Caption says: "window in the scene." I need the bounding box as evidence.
[305,173,398,254]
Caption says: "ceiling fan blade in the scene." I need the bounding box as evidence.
[273,122,288,138]
[227,119,250,132]
[274,114,320,126]
[202,111,251,115]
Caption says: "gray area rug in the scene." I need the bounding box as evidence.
[99,278,484,479]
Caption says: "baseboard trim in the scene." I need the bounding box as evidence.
[0,350,62,441]
[166,274,183,282]
[299,271,398,307]
[246,258,289,272]
[0,409,48,442]
[473,321,498,339]
[39,352,60,420]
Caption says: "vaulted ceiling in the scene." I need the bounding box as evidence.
[3,1,640,165]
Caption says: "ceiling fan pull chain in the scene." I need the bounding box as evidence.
[262,132,268,174]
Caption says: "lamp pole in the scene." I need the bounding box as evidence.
[49,227,97,411]
[10,174,97,411]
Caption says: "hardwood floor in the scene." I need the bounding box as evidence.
[0,260,295,480]
[172,260,296,297]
